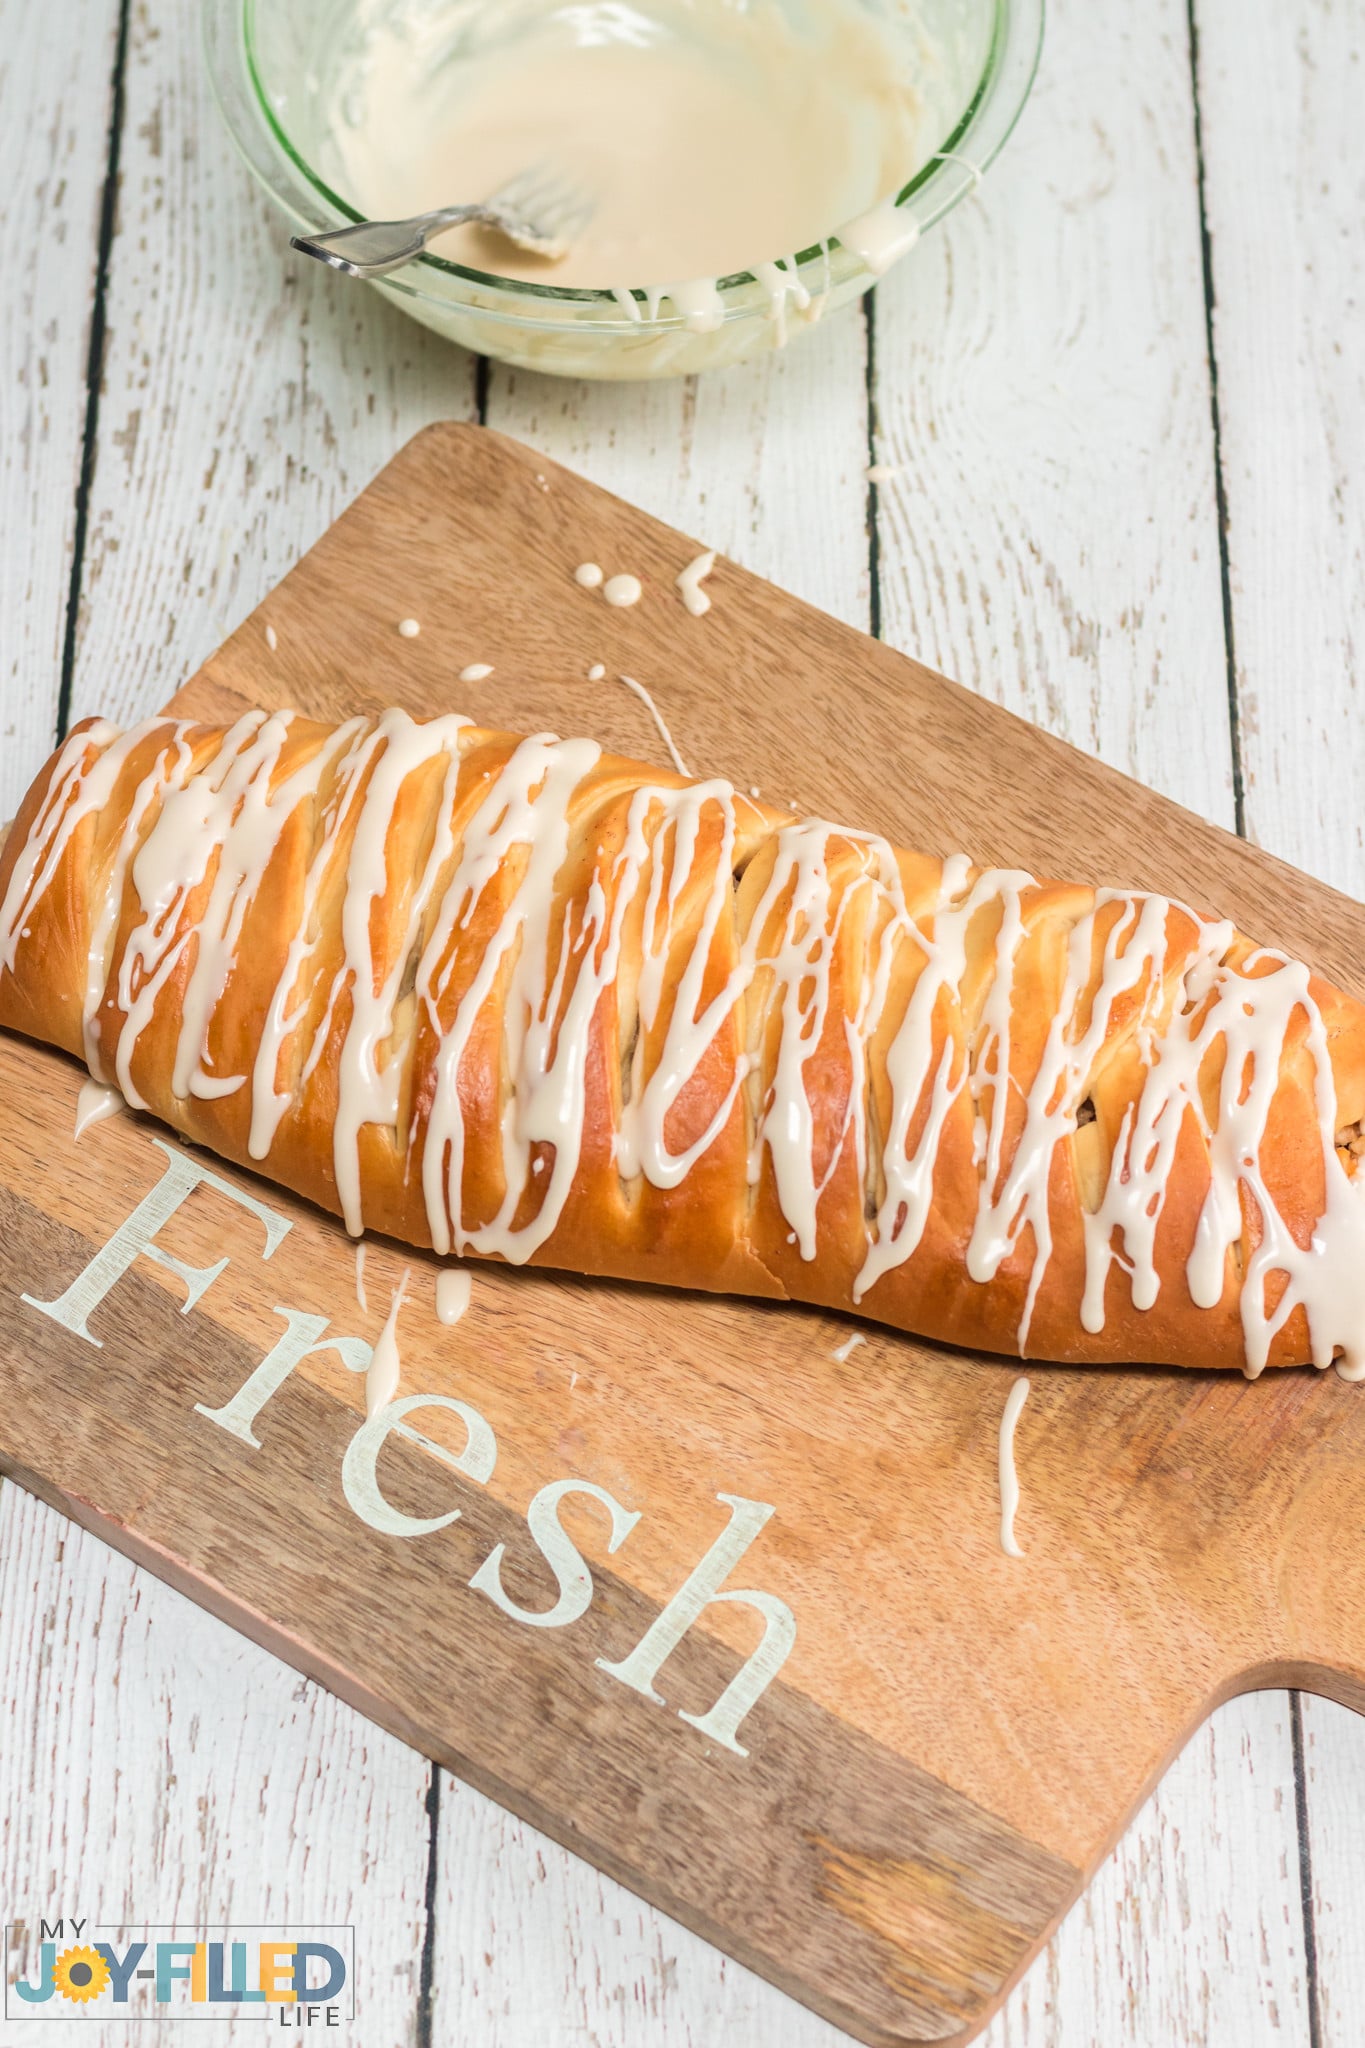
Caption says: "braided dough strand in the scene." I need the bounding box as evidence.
[4,708,1365,1375]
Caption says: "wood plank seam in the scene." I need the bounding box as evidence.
[868,6,1314,2012]
[54,0,132,749]
[434,344,490,2036]
[1290,1692,1326,2048]
[863,291,882,643]
[1184,0,1246,839]
[1187,0,1322,2017]
[417,1767,441,2048]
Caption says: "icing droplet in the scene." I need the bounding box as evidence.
[436,1267,472,1326]
[587,663,606,681]
[398,618,421,639]
[831,1331,866,1363]
[264,623,278,652]
[459,664,494,683]
[676,549,717,617]
[574,563,604,589]
[603,574,642,608]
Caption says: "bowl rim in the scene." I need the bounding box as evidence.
[206,0,1044,325]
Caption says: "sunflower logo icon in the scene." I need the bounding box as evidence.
[53,1943,110,2004]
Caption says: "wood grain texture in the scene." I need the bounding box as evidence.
[869,1,1312,2033]
[434,1774,852,2048]
[1295,1695,1363,2048]
[0,0,120,817]
[2,0,1361,2024]
[4,423,1365,2043]
[0,1483,433,2048]
[0,1124,1075,2046]
[431,251,874,2048]
[64,0,477,738]
[872,0,1232,820]
[483,307,871,631]
[432,1692,1311,2048]
[1193,0,1365,889]
[1195,0,1365,2036]
[2,0,450,2033]
[985,1693,1311,2048]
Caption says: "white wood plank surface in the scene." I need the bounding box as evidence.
[0,0,462,2035]
[430,1692,1311,2048]
[1193,0,1365,889]
[1296,1696,1365,2048]
[1,0,1362,2035]
[427,1,1311,2035]
[1195,0,1365,2039]
[425,224,876,2048]
[482,309,872,617]
[63,0,477,734]
[872,0,1233,815]
[0,1487,433,2048]
[872,0,1310,2039]
[988,1695,1310,2048]
[0,0,120,816]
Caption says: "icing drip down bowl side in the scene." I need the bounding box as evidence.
[203,0,1043,379]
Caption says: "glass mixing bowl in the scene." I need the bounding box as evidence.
[204,0,1043,381]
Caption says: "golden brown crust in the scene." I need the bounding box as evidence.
[3,708,1362,1373]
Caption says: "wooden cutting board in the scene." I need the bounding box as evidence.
[3,421,1364,2047]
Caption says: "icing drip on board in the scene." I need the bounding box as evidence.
[617,675,689,776]
[998,1377,1030,1558]
[8,711,1365,1376]
[74,1079,122,1141]
[676,550,717,617]
[366,1266,410,1415]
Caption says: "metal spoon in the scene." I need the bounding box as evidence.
[290,163,594,279]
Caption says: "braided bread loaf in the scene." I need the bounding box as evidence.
[4,707,1365,1375]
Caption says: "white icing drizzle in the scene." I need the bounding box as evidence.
[998,1375,1030,1559]
[74,1079,122,1141]
[641,279,726,334]
[587,663,606,682]
[459,663,494,683]
[831,1331,866,1363]
[354,1240,368,1315]
[603,574,642,609]
[838,195,920,276]
[264,623,278,652]
[10,714,1365,1376]
[435,1267,472,1326]
[751,257,810,348]
[676,550,717,618]
[366,1266,410,1416]
[617,675,689,776]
